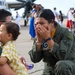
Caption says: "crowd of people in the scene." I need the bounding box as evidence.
[0,4,75,75]
[53,7,64,26]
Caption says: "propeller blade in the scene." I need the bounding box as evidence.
[16,0,26,3]
[32,0,36,2]
[15,4,26,10]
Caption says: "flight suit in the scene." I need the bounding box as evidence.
[29,24,75,75]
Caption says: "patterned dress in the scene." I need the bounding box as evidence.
[1,41,28,75]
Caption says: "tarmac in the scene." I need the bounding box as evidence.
[14,18,67,75]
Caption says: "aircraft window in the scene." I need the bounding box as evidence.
[0,1,2,5]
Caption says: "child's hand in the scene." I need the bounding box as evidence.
[19,55,26,65]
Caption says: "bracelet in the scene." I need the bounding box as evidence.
[36,42,42,45]
[45,37,52,42]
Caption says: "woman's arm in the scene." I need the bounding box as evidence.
[0,63,17,75]
[29,41,43,63]
[0,56,7,65]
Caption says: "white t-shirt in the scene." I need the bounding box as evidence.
[53,10,59,22]
[67,10,73,20]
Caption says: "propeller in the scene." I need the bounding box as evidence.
[15,0,35,10]
[15,0,36,25]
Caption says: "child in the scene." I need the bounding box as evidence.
[0,22,28,75]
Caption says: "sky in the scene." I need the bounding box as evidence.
[6,0,75,18]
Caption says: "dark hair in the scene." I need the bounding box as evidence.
[0,9,12,21]
[3,22,20,40]
[36,9,55,23]
[36,9,58,26]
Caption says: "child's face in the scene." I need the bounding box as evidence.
[0,24,11,44]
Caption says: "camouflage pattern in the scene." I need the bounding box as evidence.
[29,24,75,75]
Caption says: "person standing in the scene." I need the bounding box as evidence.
[58,10,63,26]
[53,7,59,23]
[66,8,73,31]
[15,11,21,29]
[29,4,36,39]
[29,9,75,75]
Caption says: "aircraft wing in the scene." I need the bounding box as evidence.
[7,1,24,9]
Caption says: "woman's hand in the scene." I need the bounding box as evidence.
[35,25,51,40]
[35,25,43,43]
